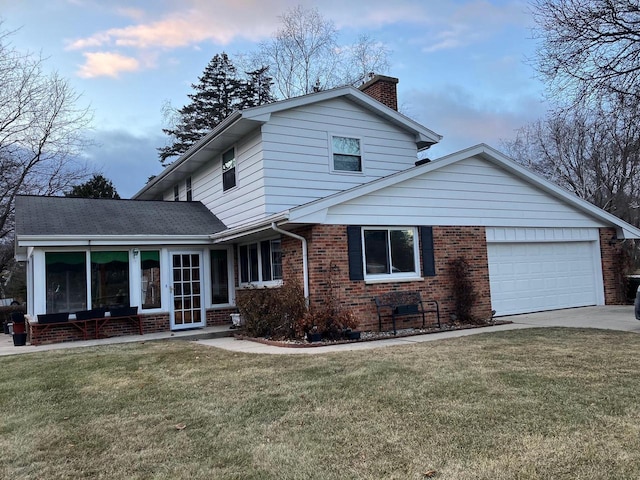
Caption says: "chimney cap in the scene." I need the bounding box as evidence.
[359,74,399,91]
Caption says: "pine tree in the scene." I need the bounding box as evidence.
[158,54,274,165]
[65,174,120,199]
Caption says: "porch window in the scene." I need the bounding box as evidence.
[173,184,179,201]
[210,249,229,304]
[332,136,362,172]
[141,250,161,310]
[222,147,236,191]
[91,251,130,308]
[45,252,87,313]
[239,239,282,285]
[363,227,419,279]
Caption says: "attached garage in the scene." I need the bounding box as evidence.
[486,228,604,316]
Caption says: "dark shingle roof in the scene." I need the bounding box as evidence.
[15,196,226,237]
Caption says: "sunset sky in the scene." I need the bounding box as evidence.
[1,0,548,197]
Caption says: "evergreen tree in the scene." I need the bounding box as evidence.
[158,53,274,165]
[65,174,120,199]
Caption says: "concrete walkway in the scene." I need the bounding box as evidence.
[2,305,638,357]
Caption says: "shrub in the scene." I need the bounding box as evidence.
[297,295,358,340]
[236,280,307,339]
[449,256,480,324]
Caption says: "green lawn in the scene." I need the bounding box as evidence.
[2,328,640,479]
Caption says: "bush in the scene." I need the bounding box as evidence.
[297,296,359,340]
[449,256,480,324]
[236,281,307,339]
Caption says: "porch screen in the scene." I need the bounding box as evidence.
[45,252,87,313]
[141,250,161,309]
[91,251,129,308]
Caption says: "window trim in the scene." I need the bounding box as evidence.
[222,147,237,191]
[329,134,364,174]
[173,184,180,201]
[360,226,421,282]
[237,238,283,287]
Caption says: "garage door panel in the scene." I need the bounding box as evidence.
[488,241,599,316]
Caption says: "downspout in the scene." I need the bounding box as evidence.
[271,222,309,303]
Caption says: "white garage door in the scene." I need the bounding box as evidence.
[487,242,600,316]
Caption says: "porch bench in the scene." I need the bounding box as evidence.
[31,307,143,343]
[374,291,440,335]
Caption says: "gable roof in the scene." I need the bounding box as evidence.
[212,144,640,241]
[15,196,226,239]
[134,85,442,200]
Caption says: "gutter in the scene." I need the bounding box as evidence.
[271,222,309,303]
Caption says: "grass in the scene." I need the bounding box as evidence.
[2,327,640,479]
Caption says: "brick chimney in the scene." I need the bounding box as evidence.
[358,74,399,111]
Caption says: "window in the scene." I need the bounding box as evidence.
[186,177,192,201]
[45,252,87,313]
[210,249,229,304]
[141,250,161,310]
[222,147,236,191]
[332,136,362,172]
[362,227,419,279]
[174,184,179,201]
[239,239,282,284]
[91,251,130,308]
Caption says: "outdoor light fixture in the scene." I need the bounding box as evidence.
[608,235,618,246]
[133,248,140,257]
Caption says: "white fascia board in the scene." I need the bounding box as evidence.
[16,235,214,247]
[133,111,244,199]
[210,212,290,243]
[243,86,442,146]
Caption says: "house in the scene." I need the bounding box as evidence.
[14,75,640,345]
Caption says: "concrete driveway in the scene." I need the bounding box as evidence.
[2,305,639,356]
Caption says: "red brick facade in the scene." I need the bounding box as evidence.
[283,224,493,331]
[359,75,399,111]
[29,307,235,346]
[599,227,627,304]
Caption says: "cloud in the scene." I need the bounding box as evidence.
[83,128,165,198]
[77,52,141,78]
[405,84,546,157]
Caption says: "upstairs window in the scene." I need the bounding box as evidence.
[173,184,179,201]
[222,148,236,191]
[186,177,192,201]
[332,136,362,172]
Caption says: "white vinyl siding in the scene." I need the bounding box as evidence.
[261,97,420,214]
[312,156,608,228]
[192,129,267,228]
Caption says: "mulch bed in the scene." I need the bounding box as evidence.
[234,320,513,348]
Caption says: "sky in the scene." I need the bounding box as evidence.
[0,0,549,198]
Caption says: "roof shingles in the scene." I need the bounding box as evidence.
[15,196,226,237]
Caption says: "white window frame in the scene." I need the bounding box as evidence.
[237,238,283,287]
[361,226,421,282]
[329,134,364,174]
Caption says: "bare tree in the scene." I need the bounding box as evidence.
[531,0,640,103]
[0,25,93,259]
[254,6,390,99]
[503,94,640,227]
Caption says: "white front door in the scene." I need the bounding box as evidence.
[170,252,205,330]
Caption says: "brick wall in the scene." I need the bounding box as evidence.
[29,313,170,346]
[599,227,627,304]
[282,224,492,332]
[358,75,399,111]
